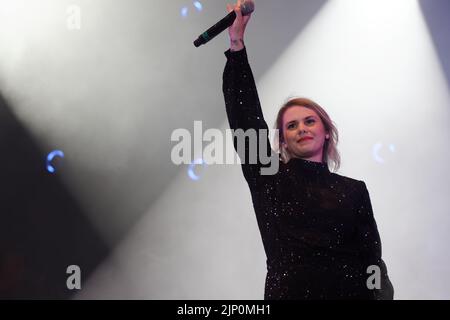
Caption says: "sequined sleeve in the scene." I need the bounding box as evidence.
[357,181,394,299]
[222,47,274,182]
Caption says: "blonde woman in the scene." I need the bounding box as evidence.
[221,0,393,299]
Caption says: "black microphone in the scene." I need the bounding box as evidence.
[193,0,255,47]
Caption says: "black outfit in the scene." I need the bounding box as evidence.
[222,47,393,300]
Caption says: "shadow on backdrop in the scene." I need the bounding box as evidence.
[419,0,450,90]
[0,93,109,299]
[245,0,328,80]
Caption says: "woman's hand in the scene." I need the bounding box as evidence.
[226,0,252,51]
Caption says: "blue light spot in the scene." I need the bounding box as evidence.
[188,158,206,181]
[372,143,385,164]
[193,1,203,11]
[46,150,64,173]
[372,142,396,164]
[181,6,188,17]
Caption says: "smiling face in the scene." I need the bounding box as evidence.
[282,105,329,163]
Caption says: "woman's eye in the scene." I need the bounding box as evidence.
[306,119,315,125]
[287,123,296,129]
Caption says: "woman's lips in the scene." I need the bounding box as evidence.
[298,137,313,143]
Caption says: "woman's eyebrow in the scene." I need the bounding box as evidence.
[286,116,316,125]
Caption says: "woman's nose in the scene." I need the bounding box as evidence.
[297,127,307,135]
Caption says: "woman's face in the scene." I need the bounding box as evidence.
[282,106,329,163]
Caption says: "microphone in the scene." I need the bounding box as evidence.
[193,0,254,47]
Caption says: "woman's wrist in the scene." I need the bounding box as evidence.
[230,38,244,52]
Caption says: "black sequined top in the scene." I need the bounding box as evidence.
[222,47,393,300]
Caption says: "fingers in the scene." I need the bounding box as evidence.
[227,1,247,25]
[234,1,243,19]
[227,2,241,15]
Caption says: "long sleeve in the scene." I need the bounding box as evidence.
[222,47,275,183]
[356,181,394,299]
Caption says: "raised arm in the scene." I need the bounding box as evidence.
[223,47,267,138]
[222,1,277,182]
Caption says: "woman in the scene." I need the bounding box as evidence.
[222,0,394,299]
